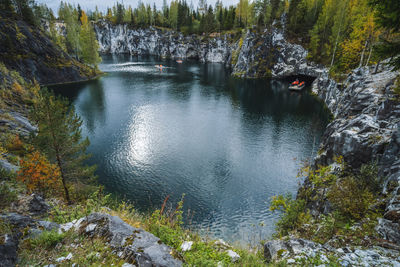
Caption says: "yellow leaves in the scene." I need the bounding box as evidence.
[12,82,24,95]
[80,10,88,26]
[17,151,62,197]
[270,194,291,212]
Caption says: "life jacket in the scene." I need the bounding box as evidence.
[299,82,304,86]
[292,80,299,85]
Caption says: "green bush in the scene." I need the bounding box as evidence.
[270,194,311,236]
[328,176,375,220]
[30,230,66,249]
[394,76,400,96]
[0,182,17,208]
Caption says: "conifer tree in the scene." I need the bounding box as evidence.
[79,11,101,68]
[369,0,400,69]
[1,0,15,17]
[30,88,96,204]
[14,0,36,25]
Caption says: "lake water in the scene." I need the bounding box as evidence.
[54,55,329,244]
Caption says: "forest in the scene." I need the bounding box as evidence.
[1,0,399,75]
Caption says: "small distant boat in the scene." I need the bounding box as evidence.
[155,64,164,69]
[176,60,183,64]
[289,80,305,91]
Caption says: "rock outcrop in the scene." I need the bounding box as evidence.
[311,63,400,243]
[0,11,96,85]
[94,21,232,64]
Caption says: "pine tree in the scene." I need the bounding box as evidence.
[79,11,101,68]
[30,88,96,204]
[0,0,15,17]
[14,0,36,25]
[368,0,400,69]
[62,3,81,59]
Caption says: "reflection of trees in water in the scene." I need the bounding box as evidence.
[50,79,106,133]
[79,79,106,133]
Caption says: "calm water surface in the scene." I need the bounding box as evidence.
[54,55,329,244]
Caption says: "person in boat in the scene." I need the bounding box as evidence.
[299,81,305,86]
[291,79,299,85]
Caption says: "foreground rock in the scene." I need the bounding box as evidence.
[0,234,18,267]
[59,213,182,267]
[0,212,59,267]
[264,238,400,266]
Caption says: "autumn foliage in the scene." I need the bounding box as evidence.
[17,151,62,197]
[6,134,25,156]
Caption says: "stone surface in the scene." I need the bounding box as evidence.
[0,159,18,173]
[180,241,193,251]
[0,213,35,229]
[226,249,240,262]
[310,63,400,244]
[62,213,182,267]
[56,252,73,262]
[0,234,18,267]
[264,238,400,266]
[11,193,50,216]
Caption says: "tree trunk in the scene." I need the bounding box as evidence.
[330,3,346,67]
[359,39,368,68]
[374,60,380,74]
[56,154,71,204]
[365,45,373,67]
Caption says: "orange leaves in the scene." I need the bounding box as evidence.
[17,151,62,197]
[80,10,88,25]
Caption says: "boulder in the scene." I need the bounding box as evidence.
[12,193,50,216]
[0,159,18,173]
[0,234,18,267]
[264,238,325,262]
[61,213,182,267]
[0,213,35,229]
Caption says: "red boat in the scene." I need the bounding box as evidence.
[289,80,305,91]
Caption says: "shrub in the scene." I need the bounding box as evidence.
[328,176,375,220]
[6,134,25,156]
[358,162,380,194]
[17,151,62,197]
[270,194,311,236]
[0,182,17,209]
[30,230,65,249]
[394,76,400,96]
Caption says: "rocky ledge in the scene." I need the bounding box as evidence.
[59,212,182,267]
[264,238,400,266]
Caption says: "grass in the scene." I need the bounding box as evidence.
[19,230,126,266]
[45,192,266,266]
